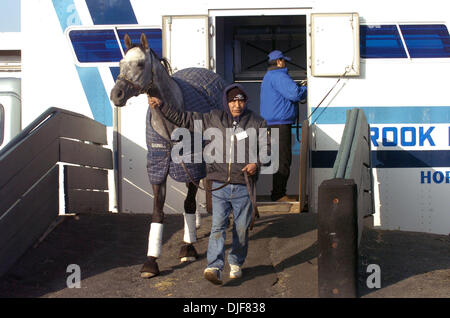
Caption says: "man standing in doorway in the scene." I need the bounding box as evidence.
[260,50,307,202]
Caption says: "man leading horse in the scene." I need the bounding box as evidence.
[148,83,271,284]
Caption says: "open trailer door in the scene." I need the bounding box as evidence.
[162,15,210,72]
[311,13,360,77]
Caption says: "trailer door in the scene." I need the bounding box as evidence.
[310,13,360,76]
[162,16,210,72]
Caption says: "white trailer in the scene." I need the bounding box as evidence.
[0,31,22,150]
[18,0,450,234]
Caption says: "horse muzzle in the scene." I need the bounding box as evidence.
[110,80,136,107]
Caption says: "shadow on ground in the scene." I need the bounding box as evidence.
[357,228,450,298]
[0,213,174,297]
[0,211,448,298]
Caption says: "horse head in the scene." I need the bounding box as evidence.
[110,33,154,107]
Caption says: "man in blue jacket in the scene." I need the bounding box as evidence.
[260,50,307,202]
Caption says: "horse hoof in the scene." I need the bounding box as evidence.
[140,272,158,279]
[179,244,198,263]
[140,256,160,279]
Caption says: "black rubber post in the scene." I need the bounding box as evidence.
[318,178,358,298]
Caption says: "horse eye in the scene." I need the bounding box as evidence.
[137,61,145,68]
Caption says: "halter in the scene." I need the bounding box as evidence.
[116,72,154,95]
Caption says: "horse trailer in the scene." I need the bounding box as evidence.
[14,0,450,235]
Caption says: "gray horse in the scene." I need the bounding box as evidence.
[110,33,226,278]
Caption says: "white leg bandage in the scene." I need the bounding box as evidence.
[183,213,197,243]
[147,223,163,258]
[195,209,201,229]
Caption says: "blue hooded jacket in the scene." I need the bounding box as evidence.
[260,67,307,125]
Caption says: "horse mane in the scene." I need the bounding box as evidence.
[159,56,173,76]
[148,48,172,76]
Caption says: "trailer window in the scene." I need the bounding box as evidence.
[69,29,122,63]
[67,27,163,65]
[400,24,450,58]
[117,29,163,58]
[360,25,407,58]
[217,15,307,81]
[233,25,307,80]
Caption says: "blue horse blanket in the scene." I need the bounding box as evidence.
[146,68,227,184]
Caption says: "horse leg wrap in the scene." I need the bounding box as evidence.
[195,209,201,229]
[183,213,197,244]
[147,223,163,258]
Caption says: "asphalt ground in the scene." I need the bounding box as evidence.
[0,211,448,299]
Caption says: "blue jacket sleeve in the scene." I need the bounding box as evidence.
[272,73,307,102]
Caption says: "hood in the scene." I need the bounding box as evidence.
[222,83,249,121]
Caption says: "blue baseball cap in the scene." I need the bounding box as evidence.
[268,50,292,62]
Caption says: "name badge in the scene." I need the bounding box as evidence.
[235,130,248,141]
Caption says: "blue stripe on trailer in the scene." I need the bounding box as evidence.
[85,0,137,24]
[85,0,138,108]
[52,0,113,126]
[76,66,113,126]
[312,106,450,124]
[372,150,450,168]
[312,150,450,168]
[110,67,120,81]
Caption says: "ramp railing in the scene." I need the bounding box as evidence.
[0,108,113,276]
[317,108,374,297]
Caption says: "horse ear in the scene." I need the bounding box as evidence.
[140,32,149,50]
[124,33,132,50]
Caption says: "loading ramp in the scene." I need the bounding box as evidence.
[0,108,113,277]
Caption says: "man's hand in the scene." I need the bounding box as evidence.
[148,95,163,108]
[242,163,258,176]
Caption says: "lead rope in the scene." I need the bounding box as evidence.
[244,171,260,230]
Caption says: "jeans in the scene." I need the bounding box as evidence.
[207,181,253,271]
